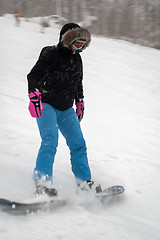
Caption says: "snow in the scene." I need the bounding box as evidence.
[0,14,160,240]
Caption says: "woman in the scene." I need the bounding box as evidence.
[27,23,101,196]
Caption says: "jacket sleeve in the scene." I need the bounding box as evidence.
[27,46,52,93]
[75,55,84,102]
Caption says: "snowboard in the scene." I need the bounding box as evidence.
[0,197,67,214]
[0,185,124,214]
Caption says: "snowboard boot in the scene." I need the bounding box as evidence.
[35,185,58,197]
[77,180,102,193]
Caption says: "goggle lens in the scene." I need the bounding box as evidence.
[72,40,86,49]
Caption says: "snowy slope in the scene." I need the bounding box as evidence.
[0,14,160,240]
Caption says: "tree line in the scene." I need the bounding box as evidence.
[1,0,160,49]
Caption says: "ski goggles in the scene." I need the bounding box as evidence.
[72,39,87,49]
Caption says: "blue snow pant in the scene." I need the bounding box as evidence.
[33,103,91,183]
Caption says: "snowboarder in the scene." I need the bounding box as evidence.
[27,23,101,196]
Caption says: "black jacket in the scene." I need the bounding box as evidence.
[27,44,84,111]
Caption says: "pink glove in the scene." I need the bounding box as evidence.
[28,91,43,118]
[76,102,84,122]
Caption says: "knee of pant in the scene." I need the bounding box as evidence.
[69,137,87,152]
[41,135,58,150]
